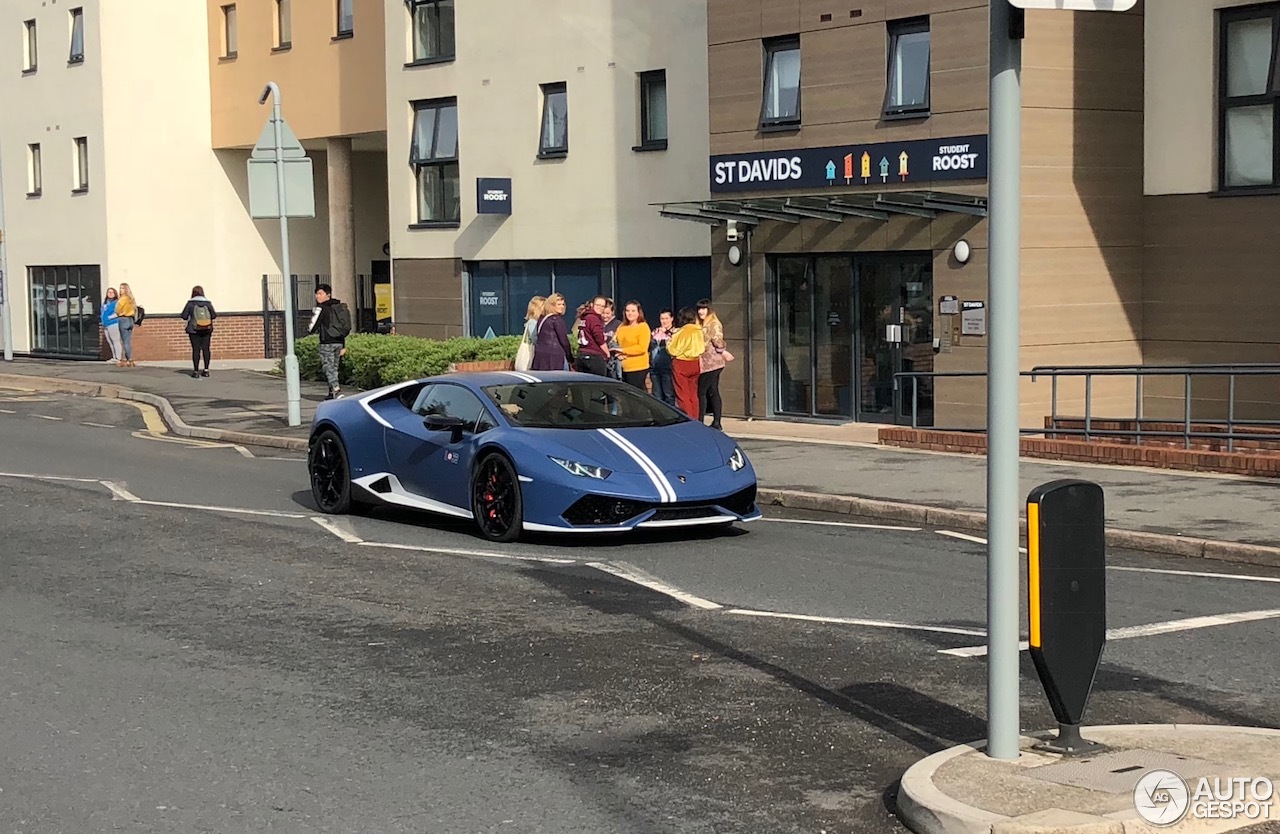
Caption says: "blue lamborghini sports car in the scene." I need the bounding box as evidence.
[306,371,762,542]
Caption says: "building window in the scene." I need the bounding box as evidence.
[27,144,42,197]
[884,18,930,117]
[73,136,89,192]
[538,82,568,157]
[221,4,237,58]
[336,0,354,37]
[409,0,455,63]
[274,0,291,49]
[69,8,84,64]
[23,19,37,73]
[636,70,668,151]
[1219,5,1280,189]
[410,99,460,225]
[760,37,800,129]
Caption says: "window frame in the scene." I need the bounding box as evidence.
[406,0,455,66]
[27,144,42,197]
[73,136,89,193]
[883,17,931,119]
[760,36,801,131]
[221,4,238,59]
[635,69,668,152]
[68,7,84,65]
[1217,3,1280,192]
[409,98,461,228]
[274,0,291,51]
[335,0,354,39]
[23,19,38,74]
[538,82,569,158]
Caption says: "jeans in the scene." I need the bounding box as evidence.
[189,331,212,371]
[104,323,123,361]
[622,369,648,390]
[319,343,343,390]
[650,367,676,407]
[575,353,608,376]
[698,367,723,428]
[117,317,135,360]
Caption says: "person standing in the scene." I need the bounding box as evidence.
[180,286,218,378]
[114,282,139,366]
[613,300,652,390]
[308,283,352,400]
[648,308,677,407]
[532,293,573,372]
[575,295,610,376]
[601,299,622,379]
[516,296,545,372]
[666,307,705,419]
[101,287,123,364]
[697,299,727,430]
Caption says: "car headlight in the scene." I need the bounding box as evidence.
[549,456,612,480]
[728,447,746,471]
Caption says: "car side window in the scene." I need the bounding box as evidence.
[414,384,493,433]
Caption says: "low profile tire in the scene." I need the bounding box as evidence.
[309,429,353,515]
[471,453,524,543]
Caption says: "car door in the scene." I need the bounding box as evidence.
[384,382,497,514]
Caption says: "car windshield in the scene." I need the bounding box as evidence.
[483,381,688,430]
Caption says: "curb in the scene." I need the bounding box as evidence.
[896,724,1280,834]
[6,371,1280,567]
[756,488,1280,569]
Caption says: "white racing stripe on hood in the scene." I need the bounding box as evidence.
[599,428,677,503]
[505,371,540,383]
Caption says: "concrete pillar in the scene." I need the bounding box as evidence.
[326,137,356,309]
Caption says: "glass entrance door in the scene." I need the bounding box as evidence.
[29,265,102,359]
[856,255,933,425]
[774,256,853,418]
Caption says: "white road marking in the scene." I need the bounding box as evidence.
[1110,565,1280,584]
[0,408,15,414]
[728,608,986,637]
[939,608,1280,657]
[132,499,308,519]
[311,516,363,543]
[82,422,116,429]
[587,560,723,610]
[358,540,575,565]
[0,472,100,483]
[234,445,255,458]
[763,518,922,532]
[101,481,142,503]
[32,414,63,421]
[937,529,1028,553]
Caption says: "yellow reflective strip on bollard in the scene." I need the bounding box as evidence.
[1028,501,1041,648]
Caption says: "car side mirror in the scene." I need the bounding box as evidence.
[424,414,466,443]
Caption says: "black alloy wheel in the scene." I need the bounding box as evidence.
[309,429,352,514]
[471,453,524,543]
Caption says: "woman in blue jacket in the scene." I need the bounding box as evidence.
[101,287,123,364]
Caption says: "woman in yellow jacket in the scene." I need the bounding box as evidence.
[113,282,139,366]
[612,300,652,390]
[665,307,705,419]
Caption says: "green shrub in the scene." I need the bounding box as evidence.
[283,333,522,390]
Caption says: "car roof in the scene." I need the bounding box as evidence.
[421,371,619,388]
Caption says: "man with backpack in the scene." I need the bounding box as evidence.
[308,283,352,400]
[180,285,218,378]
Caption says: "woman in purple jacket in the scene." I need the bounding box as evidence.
[531,292,573,371]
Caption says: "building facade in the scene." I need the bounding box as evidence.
[383,0,713,340]
[658,0,1145,429]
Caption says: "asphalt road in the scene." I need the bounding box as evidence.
[2,389,1279,833]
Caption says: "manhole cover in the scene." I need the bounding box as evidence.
[1026,749,1223,794]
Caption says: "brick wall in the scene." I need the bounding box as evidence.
[119,314,269,361]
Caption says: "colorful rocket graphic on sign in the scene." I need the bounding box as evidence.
[879,156,890,182]
[899,151,909,181]
[843,153,854,184]
[860,151,871,183]
[825,160,836,183]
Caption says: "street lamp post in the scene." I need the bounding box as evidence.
[0,139,14,361]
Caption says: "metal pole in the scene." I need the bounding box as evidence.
[263,82,301,427]
[0,137,14,361]
[986,0,1022,761]
[743,228,755,418]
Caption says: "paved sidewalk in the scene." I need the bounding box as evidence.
[3,358,1279,563]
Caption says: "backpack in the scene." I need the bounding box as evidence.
[332,303,352,338]
[134,305,146,326]
[192,303,213,331]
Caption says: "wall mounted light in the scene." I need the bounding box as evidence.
[727,244,742,266]
[953,239,971,264]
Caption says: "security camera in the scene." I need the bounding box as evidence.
[726,219,739,243]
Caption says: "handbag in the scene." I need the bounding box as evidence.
[514,325,535,372]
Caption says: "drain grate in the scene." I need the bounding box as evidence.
[1025,749,1224,794]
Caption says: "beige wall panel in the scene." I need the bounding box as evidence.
[761,0,802,39]
[931,67,988,115]
[708,0,761,45]
[208,0,387,149]
[930,6,989,73]
[800,0,889,32]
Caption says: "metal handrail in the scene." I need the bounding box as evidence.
[892,364,1280,452]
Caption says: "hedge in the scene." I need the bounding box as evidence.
[287,333,522,390]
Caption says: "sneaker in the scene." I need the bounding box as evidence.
[200,370,210,377]
[191,371,200,379]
